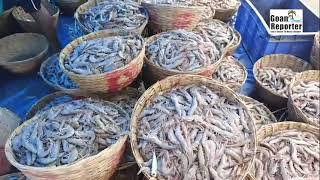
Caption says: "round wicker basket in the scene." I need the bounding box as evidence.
[74,0,148,34]
[59,31,145,93]
[227,28,242,55]
[12,1,60,33]
[212,2,241,22]
[288,70,320,127]
[142,2,205,33]
[40,53,79,92]
[212,56,247,92]
[248,121,320,179]
[5,100,128,180]
[0,33,49,74]
[131,74,257,180]
[144,31,224,84]
[253,54,313,108]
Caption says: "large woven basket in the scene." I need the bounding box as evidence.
[212,56,247,92]
[248,121,320,179]
[226,28,242,55]
[59,31,145,93]
[253,54,313,108]
[142,2,205,33]
[0,33,49,74]
[131,74,256,180]
[75,0,148,34]
[310,32,319,69]
[5,101,128,180]
[56,0,87,15]
[12,1,60,33]
[288,70,320,127]
[144,31,224,84]
[212,2,241,22]
[40,53,79,92]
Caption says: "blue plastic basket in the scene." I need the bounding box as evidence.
[235,0,319,62]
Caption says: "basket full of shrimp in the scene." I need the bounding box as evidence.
[5,98,130,180]
[59,30,145,93]
[75,0,148,34]
[144,29,226,83]
[250,122,320,180]
[288,70,320,127]
[253,54,313,108]
[131,74,257,180]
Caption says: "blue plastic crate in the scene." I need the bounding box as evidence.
[235,0,319,62]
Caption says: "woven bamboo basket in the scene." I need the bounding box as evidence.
[5,101,128,180]
[142,2,206,33]
[227,28,242,55]
[310,32,319,69]
[0,33,49,74]
[248,121,320,179]
[74,0,148,34]
[40,53,79,92]
[212,2,241,22]
[288,70,320,127]
[212,56,247,92]
[131,74,257,180]
[56,0,87,15]
[59,31,145,93]
[12,1,60,33]
[144,31,224,84]
[239,95,277,130]
[253,54,313,108]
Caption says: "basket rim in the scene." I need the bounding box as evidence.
[130,74,257,179]
[229,28,242,50]
[288,70,320,126]
[145,30,225,75]
[40,53,79,91]
[5,99,129,172]
[212,56,248,87]
[12,4,60,22]
[141,1,207,9]
[59,32,145,78]
[253,54,311,99]
[0,33,49,64]
[74,0,149,34]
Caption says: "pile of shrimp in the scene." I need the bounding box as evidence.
[291,80,320,125]
[136,84,255,179]
[251,130,319,179]
[257,67,296,97]
[11,98,129,167]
